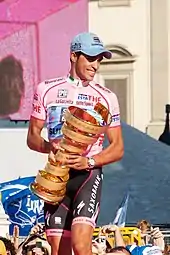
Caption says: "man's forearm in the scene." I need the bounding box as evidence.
[93,143,124,167]
[114,228,125,247]
[27,134,51,154]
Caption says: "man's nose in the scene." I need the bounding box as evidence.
[92,60,100,71]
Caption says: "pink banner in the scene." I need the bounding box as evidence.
[0,0,88,120]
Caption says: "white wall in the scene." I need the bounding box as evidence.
[0,128,47,182]
[89,0,151,132]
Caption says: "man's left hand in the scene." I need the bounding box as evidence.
[66,155,89,170]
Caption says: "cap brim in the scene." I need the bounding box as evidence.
[75,48,112,59]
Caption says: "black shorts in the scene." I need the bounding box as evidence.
[44,167,103,237]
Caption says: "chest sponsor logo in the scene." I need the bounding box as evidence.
[49,122,63,137]
[77,94,101,102]
[76,100,93,107]
[56,99,73,104]
[57,89,68,98]
[47,106,67,123]
[60,107,67,122]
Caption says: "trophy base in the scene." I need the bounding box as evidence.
[30,183,65,205]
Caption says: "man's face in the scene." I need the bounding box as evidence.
[72,52,103,81]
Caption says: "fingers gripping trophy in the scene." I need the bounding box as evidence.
[30,102,111,204]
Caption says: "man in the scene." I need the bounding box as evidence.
[27,32,124,255]
[136,220,165,251]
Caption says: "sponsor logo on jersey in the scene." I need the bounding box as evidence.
[112,113,120,122]
[95,83,111,93]
[49,123,63,137]
[56,99,73,104]
[60,107,67,122]
[45,77,64,84]
[33,93,38,101]
[76,100,93,107]
[33,104,41,114]
[77,93,101,102]
[57,89,68,98]
[48,106,57,123]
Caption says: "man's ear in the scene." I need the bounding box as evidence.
[70,52,78,63]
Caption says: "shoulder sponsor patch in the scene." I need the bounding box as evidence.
[33,93,39,101]
[95,83,112,93]
[112,113,120,122]
[45,77,64,84]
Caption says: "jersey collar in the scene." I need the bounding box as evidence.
[67,75,89,87]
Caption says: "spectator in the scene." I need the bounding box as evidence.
[0,55,25,117]
[92,240,105,255]
[102,225,125,247]
[0,237,16,255]
[17,224,50,255]
[0,240,7,255]
[106,246,132,255]
[136,220,165,251]
[100,225,163,255]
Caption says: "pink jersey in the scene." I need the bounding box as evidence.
[31,76,121,157]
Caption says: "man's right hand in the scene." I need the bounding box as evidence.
[48,142,60,163]
[48,151,56,163]
[101,224,119,234]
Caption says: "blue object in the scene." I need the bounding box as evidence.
[0,176,44,236]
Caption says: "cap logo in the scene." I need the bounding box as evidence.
[92,36,103,46]
[93,37,101,43]
[72,42,81,51]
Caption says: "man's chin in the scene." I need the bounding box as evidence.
[86,75,95,81]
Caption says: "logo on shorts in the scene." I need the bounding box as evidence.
[57,89,68,98]
[45,211,51,226]
[76,201,85,215]
[55,217,62,225]
[88,175,101,215]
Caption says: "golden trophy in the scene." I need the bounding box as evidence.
[30,102,111,204]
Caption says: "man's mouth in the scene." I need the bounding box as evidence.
[88,70,95,76]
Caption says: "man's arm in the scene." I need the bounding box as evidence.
[66,125,124,169]
[27,117,51,153]
[93,125,124,166]
[27,81,54,154]
[102,225,125,247]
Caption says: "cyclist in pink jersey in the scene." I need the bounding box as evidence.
[27,32,124,255]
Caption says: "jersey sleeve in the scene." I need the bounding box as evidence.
[109,92,121,127]
[31,82,46,120]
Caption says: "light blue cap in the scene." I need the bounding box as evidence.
[70,32,112,59]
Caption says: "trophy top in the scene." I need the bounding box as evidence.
[67,103,111,128]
